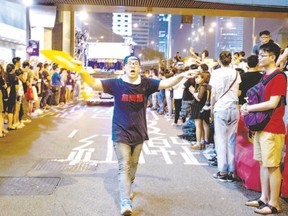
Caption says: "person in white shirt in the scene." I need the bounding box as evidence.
[209,50,241,182]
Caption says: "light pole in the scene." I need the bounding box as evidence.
[167,14,172,69]
[24,0,33,59]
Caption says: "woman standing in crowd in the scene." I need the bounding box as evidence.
[0,64,7,137]
[172,68,185,126]
[189,71,210,150]
[34,63,44,115]
[6,64,18,130]
[209,51,241,182]
[65,70,74,103]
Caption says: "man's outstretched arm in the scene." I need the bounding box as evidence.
[158,69,199,90]
[80,71,104,91]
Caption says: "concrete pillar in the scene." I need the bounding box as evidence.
[70,11,75,57]
[54,10,75,56]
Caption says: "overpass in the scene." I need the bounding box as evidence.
[25,0,288,18]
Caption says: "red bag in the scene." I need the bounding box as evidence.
[25,86,34,100]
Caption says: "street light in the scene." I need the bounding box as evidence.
[79,11,88,21]
[23,0,33,6]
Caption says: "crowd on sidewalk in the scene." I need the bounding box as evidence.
[0,58,82,138]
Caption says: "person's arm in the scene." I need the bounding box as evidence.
[241,96,281,116]
[251,44,257,55]
[80,71,104,91]
[276,48,288,69]
[189,85,201,101]
[158,70,199,90]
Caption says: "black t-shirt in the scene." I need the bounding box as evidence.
[7,73,18,99]
[239,71,263,105]
[182,78,195,101]
[0,77,4,89]
[101,77,160,145]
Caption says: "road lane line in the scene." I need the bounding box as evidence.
[68,129,78,138]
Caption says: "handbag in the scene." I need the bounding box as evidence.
[25,86,34,100]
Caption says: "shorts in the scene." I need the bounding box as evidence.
[254,131,285,167]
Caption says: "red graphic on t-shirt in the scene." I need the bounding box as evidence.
[121,94,143,102]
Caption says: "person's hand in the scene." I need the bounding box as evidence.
[180,69,199,79]
[189,85,195,94]
[210,113,214,122]
[240,103,249,116]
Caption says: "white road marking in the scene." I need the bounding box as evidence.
[68,129,78,138]
[181,146,208,165]
[104,135,114,161]
[150,110,159,120]
[169,137,190,145]
[67,135,98,165]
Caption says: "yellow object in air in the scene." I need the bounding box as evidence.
[40,50,84,72]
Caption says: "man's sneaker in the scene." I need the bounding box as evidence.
[227,173,234,182]
[208,155,217,162]
[120,199,132,216]
[213,172,227,182]
[209,160,218,167]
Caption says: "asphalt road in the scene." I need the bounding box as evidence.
[0,103,287,216]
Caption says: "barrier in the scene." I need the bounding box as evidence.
[235,115,288,198]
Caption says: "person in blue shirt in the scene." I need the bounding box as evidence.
[51,64,61,105]
[80,55,198,216]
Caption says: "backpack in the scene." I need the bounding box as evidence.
[243,71,287,131]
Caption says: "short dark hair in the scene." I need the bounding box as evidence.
[239,51,245,57]
[44,63,49,69]
[12,57,21,65]
[201,50,209,58]
[190,64,198,70]
[247,55,258,68]
[123,55,140,65]
[259,42,281,62]
[233,52,239,57]
[259,30,270,37]
[200,63,209,71]
[22,61,30,68]
[6,63,15,74]
[52,63,58,70]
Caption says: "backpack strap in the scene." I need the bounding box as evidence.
[262,70,286,86]
[262,71,287,106]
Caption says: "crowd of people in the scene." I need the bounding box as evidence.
[0,58,82,138]
[137,30,287,215]
[1,29,288,215]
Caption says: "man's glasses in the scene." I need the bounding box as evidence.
[258,54,272,59]
[126,61,140,67]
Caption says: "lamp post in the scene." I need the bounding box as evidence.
[24,0,33,59]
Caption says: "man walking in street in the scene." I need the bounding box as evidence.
[80,54,198,215]
[241,43,286,215]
